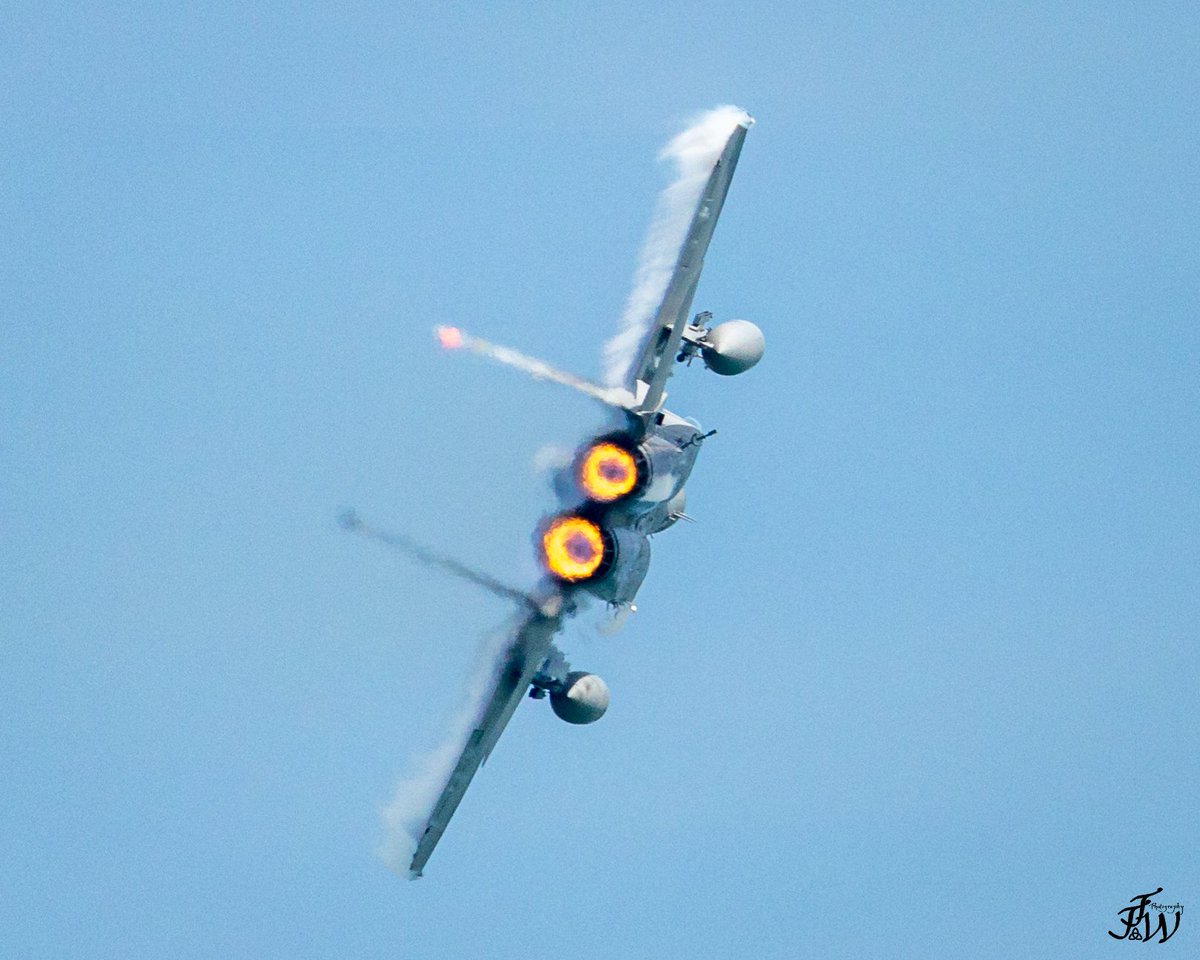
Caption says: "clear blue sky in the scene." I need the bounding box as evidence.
[3,2,1197,957]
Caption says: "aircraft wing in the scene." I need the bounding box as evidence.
[408,605,566,877]
[630,120,750,412]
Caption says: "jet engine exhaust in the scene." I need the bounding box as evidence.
[577,441,640,503]
[539,515,610,582]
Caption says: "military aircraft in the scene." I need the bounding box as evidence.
[345,112,762,877]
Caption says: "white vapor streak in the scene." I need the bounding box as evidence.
[377,616,518,875]
[602,105,752,387]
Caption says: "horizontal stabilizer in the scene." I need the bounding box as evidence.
[340,509,562,615]
[435,326,636,410]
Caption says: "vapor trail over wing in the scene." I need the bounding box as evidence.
[406,607,566,877]
[603,106,753,406]
[630,122,749,412]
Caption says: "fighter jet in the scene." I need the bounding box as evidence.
[347,111,762,877]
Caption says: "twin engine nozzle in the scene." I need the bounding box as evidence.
[575,437,647,504]
[540,514,612,583]
[537,436,648,585]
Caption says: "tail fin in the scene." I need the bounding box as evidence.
[434,326,636,411]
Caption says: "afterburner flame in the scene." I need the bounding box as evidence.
[541,516,606,581]
[578,442,638,502]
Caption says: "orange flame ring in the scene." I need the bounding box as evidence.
[577,442,639,503]
[541,516,607,581]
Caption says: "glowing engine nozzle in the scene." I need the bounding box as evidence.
[540,515,609,582]
[577,442,639,503]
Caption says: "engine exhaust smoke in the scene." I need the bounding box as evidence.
[602,105,753,388]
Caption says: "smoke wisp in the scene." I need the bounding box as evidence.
[601,105,753,388]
